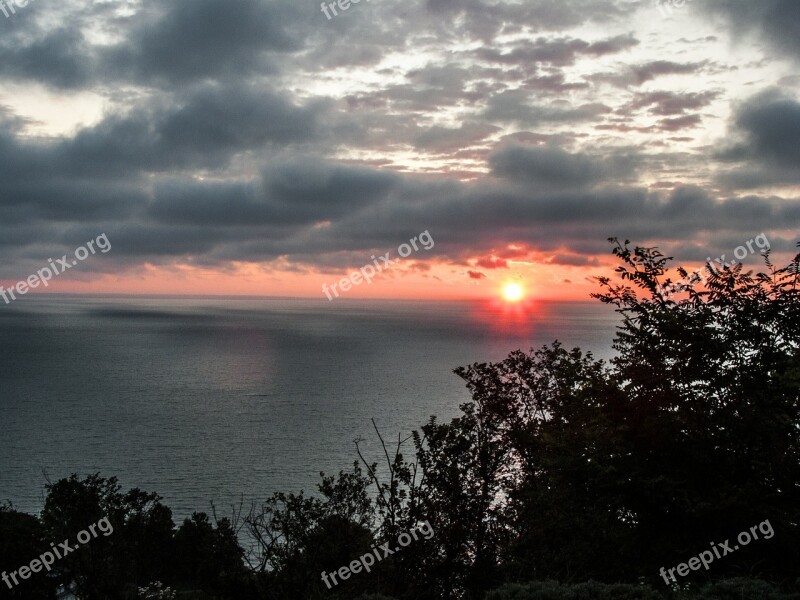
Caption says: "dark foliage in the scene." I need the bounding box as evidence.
[243,241,800,598]
[0,504,55,600]
[2,241,800,599]
[1,475,254,600]
[485,579,800,600]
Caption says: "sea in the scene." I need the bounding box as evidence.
[0,296,620,520]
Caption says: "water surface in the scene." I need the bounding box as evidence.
[0,296,619,518]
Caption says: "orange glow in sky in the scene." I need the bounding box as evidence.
[1,254,612,302]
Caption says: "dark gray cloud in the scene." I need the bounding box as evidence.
[0,118,148,224]
[56,84,332,176]
[489,145,640,189]
[475,33,638,67]
[146,161,398,229]
[119,0,301,83]
[522,72,590,94]
[483,91,612,125]
[417,0,635,42]
[716,167,800,190]
[0,28,93,89]
[627,91,719,116]
[414,122,500,152]
[5,136,797,278]
[0,0,798,284]
[703,0,800,62]
[590,60,707,88]
[0,0,304,88]
[719,90,800,167]
[715,90,800,188]
[657,114,702,131]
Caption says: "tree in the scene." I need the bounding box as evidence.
[377,239,800,594]
[41,473,175,599]
[591,239,800,581]
[11,238,796,600]
[0,504,56,600]
[258,240,800,598]
[246,463,377,600]
[173,512,256,599]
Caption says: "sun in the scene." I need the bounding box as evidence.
[501,281,525,303]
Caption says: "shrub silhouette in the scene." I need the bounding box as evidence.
[2,240,799,599]
[0,504,55,600]
[246,240,800,598]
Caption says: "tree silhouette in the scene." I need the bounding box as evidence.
[3,240,800,599]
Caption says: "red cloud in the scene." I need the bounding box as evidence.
[408,262,432,272]
[475,257,509,269]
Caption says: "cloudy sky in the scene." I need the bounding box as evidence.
[1,0,798,300]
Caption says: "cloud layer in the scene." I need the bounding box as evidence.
[0,0,798,294]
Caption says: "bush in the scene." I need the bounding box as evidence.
[485,581,665,600]
[485,579,800,600]
[0,505,56,600]
[693,578,800,600]
[139,582,177,599]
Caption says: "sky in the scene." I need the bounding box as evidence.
[0,0,799,301]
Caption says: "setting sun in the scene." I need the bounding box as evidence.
[502,282,525,303]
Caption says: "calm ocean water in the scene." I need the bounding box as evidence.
[0,296,619,519]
